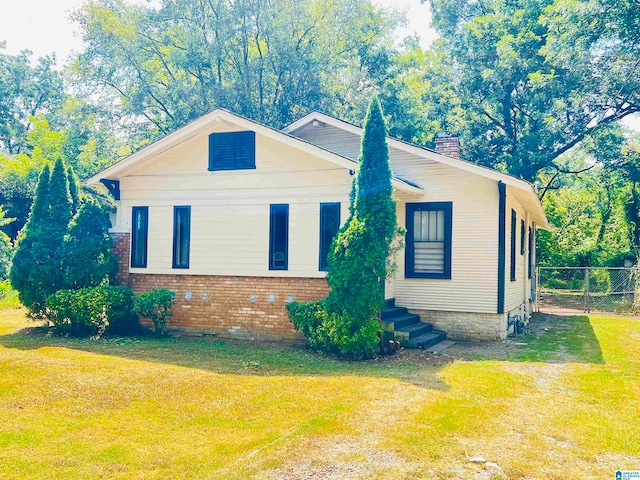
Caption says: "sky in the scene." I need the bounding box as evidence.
[0,0,637,130]
[0,0,436,62]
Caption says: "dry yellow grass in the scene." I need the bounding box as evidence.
[0,309,638,479]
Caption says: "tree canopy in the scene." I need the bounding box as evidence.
[424,0,639,182]
[71,0,401,140]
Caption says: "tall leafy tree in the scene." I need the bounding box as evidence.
[423,0,639,182]
[0,47,65,155]
[0,114,122,239]
[71,0,400,140]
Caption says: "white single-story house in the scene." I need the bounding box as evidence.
[87,108,549,342]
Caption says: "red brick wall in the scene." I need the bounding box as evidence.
[111,233,131,285]
[110,233,330,341]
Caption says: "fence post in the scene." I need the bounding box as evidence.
[584,267,590,312]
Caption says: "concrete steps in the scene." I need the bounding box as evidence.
[382,298,447,350]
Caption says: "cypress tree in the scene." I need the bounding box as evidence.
[354,96,397,286]
[10,165,52,314]
[326,96,397,325]
[47,159,72,240]
[288,96,399,358]
[46,159,73,292]
[10,160,75,316]
[66,165,80,215]
[62,199,117,290]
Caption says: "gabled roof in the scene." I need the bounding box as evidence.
[283,111,549,229]
[86,108,423,196]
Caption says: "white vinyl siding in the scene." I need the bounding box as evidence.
[117,129,351,278]
[393,165,499,314]
[112,117,538,315]
[505,192,529,312]
[293,122,502,314]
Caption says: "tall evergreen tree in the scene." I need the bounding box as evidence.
[326,97,398,325]
[10,160,75,316]
[66,165,80,215]
[46,159,73,291]
[10,165,53,314]
[289,97,399,358]
[61,199,117,290]
[354,97,397,283]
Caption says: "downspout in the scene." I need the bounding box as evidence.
[523,210,530,317]
[498,181,506,314]
[532,223,537,312]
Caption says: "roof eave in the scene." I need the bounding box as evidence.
[86,109,423,196]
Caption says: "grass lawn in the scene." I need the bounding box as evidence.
[0,309,639,479]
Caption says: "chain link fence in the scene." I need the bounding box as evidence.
[537,267,639,314]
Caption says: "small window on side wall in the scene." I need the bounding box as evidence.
[172,206,191,269]
[319,203,341,271]
[208,131,256,171]
[405,202,452,279]
[131,206,148,268]
[520,219,525,256]
[269,204,289,270]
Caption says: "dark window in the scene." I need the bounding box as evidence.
[208,131,256,171]
[269,204,289,270]
[172,206,191,269]
[405,202,452,279]
[528,226,533,279]
[510,209,517,281]
[520,219,525,255]
[319,203,341,271]
[131,206,148,268]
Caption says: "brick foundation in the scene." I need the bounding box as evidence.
[410,309,508,341]
[110,233,329,341]
[111,233,512,342]
[111,232,131,285]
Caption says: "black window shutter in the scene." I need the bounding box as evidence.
[131,206,148,268]
[319,203,341,271]
[209,131,255,171]
[233,131,256,169]
[209,133,233,170]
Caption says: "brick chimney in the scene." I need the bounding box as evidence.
[435,134,461,159]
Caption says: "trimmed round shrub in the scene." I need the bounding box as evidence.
[46,285,139,336]
[133,288,175,336]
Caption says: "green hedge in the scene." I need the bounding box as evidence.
[46,286,139,336]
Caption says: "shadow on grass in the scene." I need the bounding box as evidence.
[0,323,451,390]
[509,313,605,364]
[0,310,606,391]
